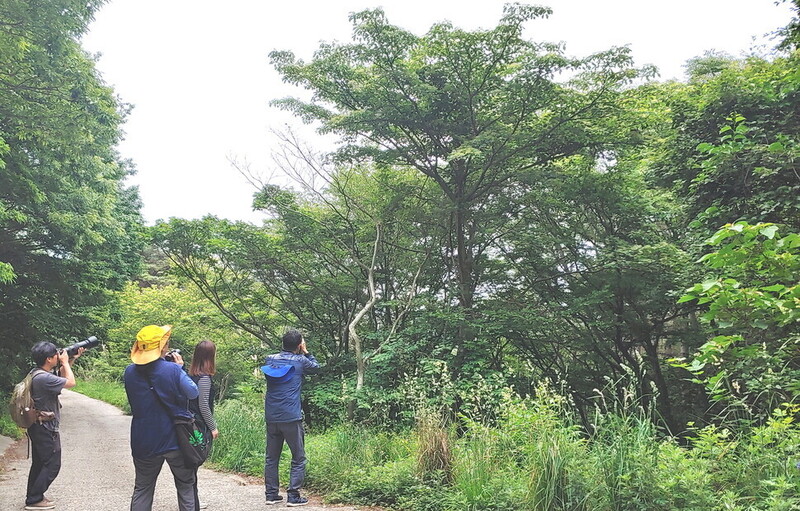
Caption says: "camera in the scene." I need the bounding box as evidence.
[61,336,100,357]
[165,349,180,362]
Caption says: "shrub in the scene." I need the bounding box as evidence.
[212,396,265,476]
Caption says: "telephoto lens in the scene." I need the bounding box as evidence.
[65,336,100,357]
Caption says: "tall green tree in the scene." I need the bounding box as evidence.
[490,154,699,431]
[0,0,142,388]
[270,4,655,371]
[152,162,436,422]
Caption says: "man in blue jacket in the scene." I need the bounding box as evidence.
[262,329,320,507]
[124,325,199,511]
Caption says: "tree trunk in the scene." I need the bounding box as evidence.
[346,225,381,420]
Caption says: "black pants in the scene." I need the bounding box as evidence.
[26,423,61,505]
[131,449,198,511]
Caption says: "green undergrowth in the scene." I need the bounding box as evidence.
[77,379,800,510]
[213,388,800,511]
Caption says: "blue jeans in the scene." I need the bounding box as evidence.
[264,420,306,497]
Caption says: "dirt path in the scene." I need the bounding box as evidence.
[0,390,364,511]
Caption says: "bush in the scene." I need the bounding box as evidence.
[75,378,800,510]
[689,405,800,510]
[212,395,266,476]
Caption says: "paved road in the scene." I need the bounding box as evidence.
[0,390,362,511]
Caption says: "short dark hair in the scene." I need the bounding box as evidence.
[32,341,58,367]
[282,329,303,352]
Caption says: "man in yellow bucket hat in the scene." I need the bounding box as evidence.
[123,325,200,511]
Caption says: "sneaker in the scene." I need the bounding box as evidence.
[265,494,283,505]
[287,494,309,507]
[198,501,208,509]
[25,499,55,510]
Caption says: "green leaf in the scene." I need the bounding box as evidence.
[0,262,15,284]
[752,319,770,330]
[759,225,778,239]
[687,360,706,373]
[700,280,718,292]
[767,141,785,152]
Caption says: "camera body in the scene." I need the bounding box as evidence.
[61,336,100,357]
[165,349,180,362]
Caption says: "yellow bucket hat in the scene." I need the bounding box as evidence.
[131,325,172,365]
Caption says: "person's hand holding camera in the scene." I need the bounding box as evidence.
[57,346,84,366]
[57,349,71,366]
[168,350,184,366]
[70,347,85,362]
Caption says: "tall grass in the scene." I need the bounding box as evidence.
[589,411,661,511]
[527,435,578,511]
[415,409,453,483]
[75,380,800,510]
[212,397,265,475]
[452,427,496,508]
[311,426,413,486]
[308,426,418,507]
[212,390,800,510]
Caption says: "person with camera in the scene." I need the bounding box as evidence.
[188,340,219,510]
[262,329,320,507]
[123,325,199,511]
[23,341,84,510]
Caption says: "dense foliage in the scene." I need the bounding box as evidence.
[150,5,770,433]
[3,2,799,508]
[0,0,143,390]
[207,385,800,511]
[675,222,799,422]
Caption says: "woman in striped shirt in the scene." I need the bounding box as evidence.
[189,340,219,510]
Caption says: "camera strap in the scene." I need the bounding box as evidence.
[142,369,172,418]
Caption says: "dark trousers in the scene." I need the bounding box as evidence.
[131,449,198,511]
[26,424,61,505]
[264,420,306,497]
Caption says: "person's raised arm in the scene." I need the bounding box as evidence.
[299,340,320,372]
[171,352,199,399]
[57,350,77,388]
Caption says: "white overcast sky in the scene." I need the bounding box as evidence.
[81,0,795,225]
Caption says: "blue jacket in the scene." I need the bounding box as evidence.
[264,351,319,423]
[124,359,198,459]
